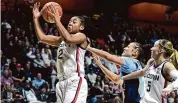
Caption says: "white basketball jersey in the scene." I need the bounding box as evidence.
[140,60,168,103]
[56,41,86,80]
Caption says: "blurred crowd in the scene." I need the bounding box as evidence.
[1,4,178,103]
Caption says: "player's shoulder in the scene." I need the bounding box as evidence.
[76,32,86,36]
[77,33,87,40]
[164,61,175,69]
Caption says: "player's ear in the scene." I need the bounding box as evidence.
[133,50,138,58]
[159,48,165,53]
[80,25,84,31]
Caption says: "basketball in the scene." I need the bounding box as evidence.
[42,2,63,23]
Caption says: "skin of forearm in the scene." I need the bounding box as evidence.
[122,69,144,81]
[34,18,63,46]
[55,19,72,42]
[122,63,150,81]
[33,18,45,41]
[88,47,112,61]
[98,64,120,85]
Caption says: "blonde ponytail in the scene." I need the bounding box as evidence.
[158,39,178,70]
[170,49,178,70]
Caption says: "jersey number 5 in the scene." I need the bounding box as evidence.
[147,81,151,92]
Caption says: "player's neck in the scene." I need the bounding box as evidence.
[154,56,165,66]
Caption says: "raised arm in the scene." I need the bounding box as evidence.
[33,2,63,46]
[48,4,86,45]
[88,46,125,66]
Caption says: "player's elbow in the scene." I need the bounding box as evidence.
[40,36,48,43]
[38,36,44,41]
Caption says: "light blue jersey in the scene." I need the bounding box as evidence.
[120,57,142,74]
[120,57,144,102]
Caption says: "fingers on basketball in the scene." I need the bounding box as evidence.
[41,2,63,23]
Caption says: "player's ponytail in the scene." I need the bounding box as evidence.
[170,49,178,70]
[159,39,178,70]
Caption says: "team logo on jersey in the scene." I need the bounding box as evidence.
[144,73,159,81]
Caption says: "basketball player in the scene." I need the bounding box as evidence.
[87,42,144,103]
[33,3,88,103]
[93,39,178,103]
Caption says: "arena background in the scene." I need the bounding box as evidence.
[1,0,178,103]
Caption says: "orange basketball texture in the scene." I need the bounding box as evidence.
[42,2,63,23]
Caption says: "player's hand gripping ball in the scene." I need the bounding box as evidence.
[42,2,63,23]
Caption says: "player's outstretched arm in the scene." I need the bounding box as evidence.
[122,58,154,80]
[93,55,121,85]
[122,68,146,80]
[33,2,63,46]
[48,4,86,45]
[88,46,125,66]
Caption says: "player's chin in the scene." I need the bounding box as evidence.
[67,29,72,33]
[121,53,125,56]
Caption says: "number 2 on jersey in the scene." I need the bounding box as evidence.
[147,81,151,92]
[58,49,63,59]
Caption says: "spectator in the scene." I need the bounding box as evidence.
[45,54,55,67]
[88,82,104,103]
[32,73,48,91]
[6,41,15,58]
[9,57,17,73]
[12,63,25,89]
[88,59,98,74]
[48,61,57,90]
[26,47,36,59]
[105,61,118,74]
[41,45,51,65]
[24,36,30,47]
[107,31,115,43]
[87,69,97,86]
[3,63,12,77]
[1,83,16,103]
[95,75,105,91]
[41,45,52,55]
[34,48,41,55]
[24,63,34,83]
[37,87,49,102]
[21,83,39,103]
[103,85,112,101]
[1,20,11,29]
[168,91,176,103]
[85,52,93,66]
[1,69,14,88]
[33,54,46,74]
[33,54,45,68]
